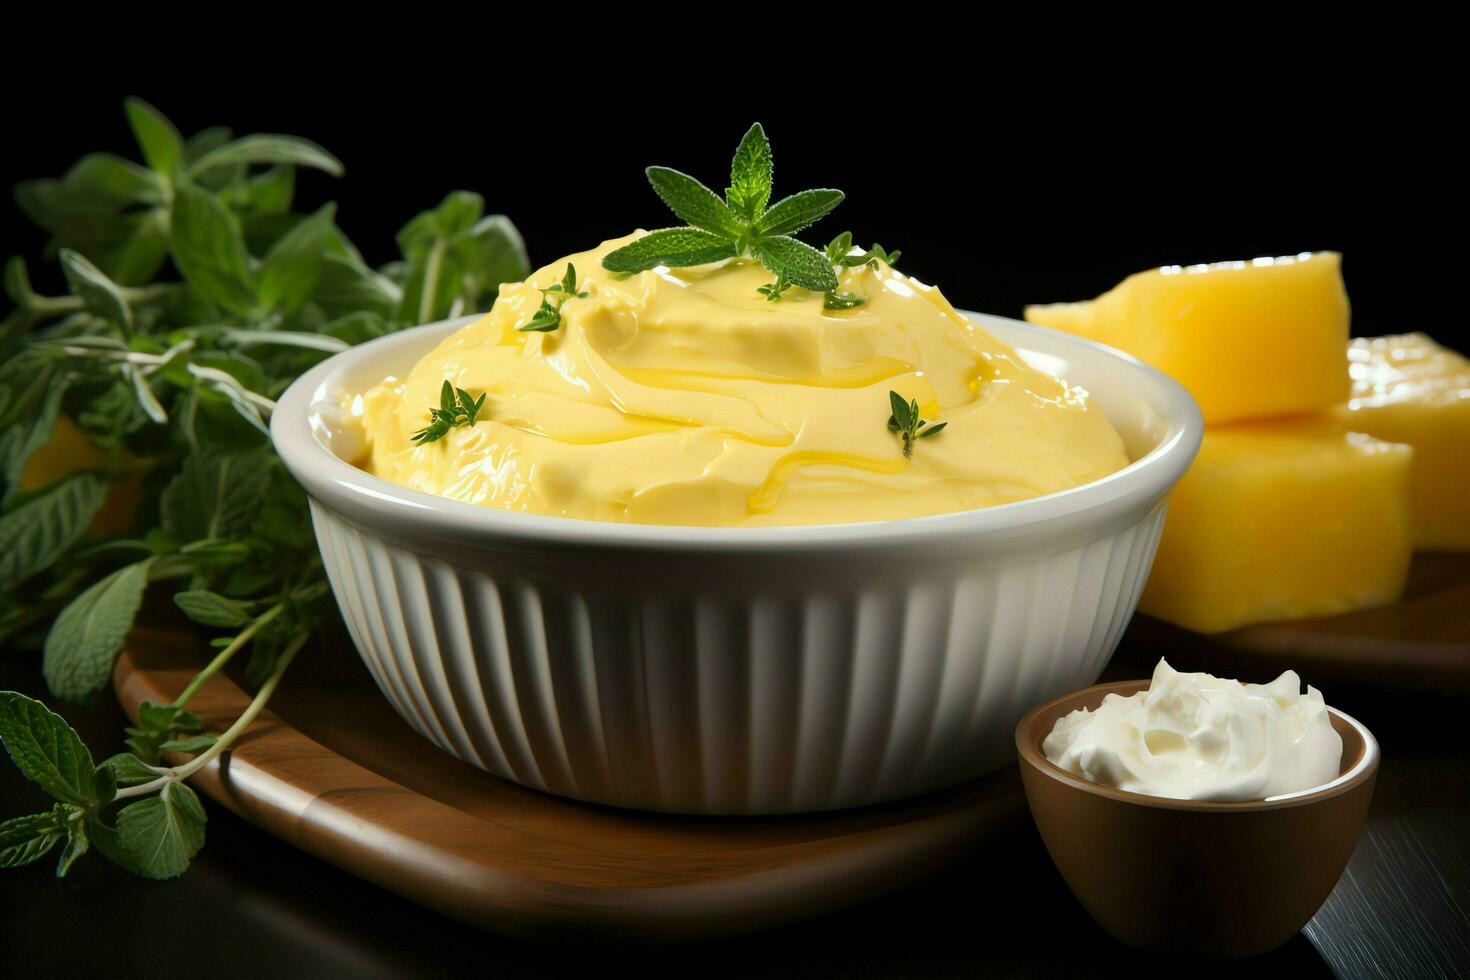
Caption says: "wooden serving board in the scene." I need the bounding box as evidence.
[112,621,1024,943]
[1126,553,1470,695]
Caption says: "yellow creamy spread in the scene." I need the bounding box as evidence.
[347,233,1130,526]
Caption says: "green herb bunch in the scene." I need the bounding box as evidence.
[601,123,849,297]
[0,98,528,879]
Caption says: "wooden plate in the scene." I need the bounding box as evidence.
[1124,553,1470,694]
[112,621,1025,942]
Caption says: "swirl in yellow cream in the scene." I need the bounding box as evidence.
[350,233,1130,526]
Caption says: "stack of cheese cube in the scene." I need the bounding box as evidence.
[1027,253,1469,633]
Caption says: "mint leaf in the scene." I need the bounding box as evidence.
[42,558,153,703]
[396,190,484,259]
[257,202,335,314]
[93,785,206,880]
[0,809,65,869]
[158,735,216,754]
[393,191,517,324]
[137,700,185,734]
[92,761,116,806]
[645,167,744,238]
[2,374,67,500]
[170,184,257,317]
[161,449,272,543]
[315,255,399,320]
[602,229,738,273]
[0,473,108,592]
[751,236,839,293]
[124,700,202,764]
[56,817,89,877]
[727,122,773,221]
[187,134,344,180]
[223,165,295,218]
[123,98,183,179]
[754,188,845,237]
[173,590,252,628]
[106,210,173,287]
[58,153,166,209]
[0,692,97,805]
[98,753,159,787]
[59,248,133,334]
[451,215,530,301]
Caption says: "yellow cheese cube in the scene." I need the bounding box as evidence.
[1140,420,1413,633]
[1328,334,1470,551]
[1025,253,1350,425]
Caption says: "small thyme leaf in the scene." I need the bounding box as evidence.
[823,291,865,311]
[886,390,945,458]
[412,379,487,445]
[519,263,586,333]
[756,274,792,302]
[824,231,853,264]
[827,233,901,269]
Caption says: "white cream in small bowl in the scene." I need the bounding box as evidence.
[1042,659,1343,802]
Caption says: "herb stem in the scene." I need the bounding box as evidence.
[29,284,174,318]
[418,238,447,325]
[113,629,308,801]
[173,604,285,710]
[184,364,277,413]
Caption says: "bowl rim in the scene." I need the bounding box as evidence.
[271,311,1203,550]
[1015,678,1380,812]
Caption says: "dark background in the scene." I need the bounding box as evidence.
[3,60,1466,979]
[2,68,1464,353]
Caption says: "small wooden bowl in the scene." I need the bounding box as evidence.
[1015,680,1378,958]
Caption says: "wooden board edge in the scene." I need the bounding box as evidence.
[111,636,1017,942]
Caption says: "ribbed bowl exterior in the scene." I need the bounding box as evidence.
[310,498,1167,814]
[276,313,1200,816]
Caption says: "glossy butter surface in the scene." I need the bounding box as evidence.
[351,234,1129,527]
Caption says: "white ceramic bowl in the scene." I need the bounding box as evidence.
[272,313,1202,815]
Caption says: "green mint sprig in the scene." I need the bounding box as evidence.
[888,390,947,458]
[601,124,843,296]
[518,263,587,333]
[413,380,487,445]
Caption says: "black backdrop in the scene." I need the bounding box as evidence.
[3,71,1462,352]
[2,52,1467,980]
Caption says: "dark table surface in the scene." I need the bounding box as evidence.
[1,631,1465,980]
